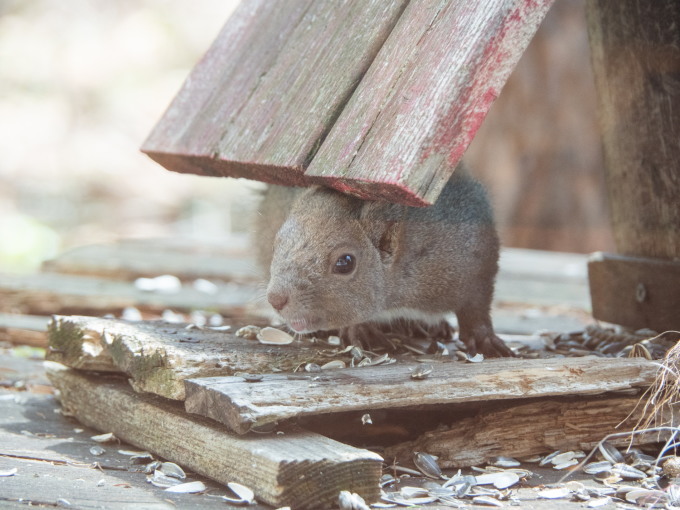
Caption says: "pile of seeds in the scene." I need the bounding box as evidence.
[368,442,680,508]
[546,325,677,359]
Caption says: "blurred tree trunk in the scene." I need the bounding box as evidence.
[467,0,614,254]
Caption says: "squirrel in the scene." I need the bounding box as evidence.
[253,165,513,357]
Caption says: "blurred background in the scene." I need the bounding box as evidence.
[0,0,615,275]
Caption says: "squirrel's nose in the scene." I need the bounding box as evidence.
[267,291,289,311]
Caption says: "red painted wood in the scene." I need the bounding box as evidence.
[142,0,409,187]
[143,0,555,206]
[307,0,556,205]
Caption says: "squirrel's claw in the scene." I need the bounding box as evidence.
[462,331,515,358]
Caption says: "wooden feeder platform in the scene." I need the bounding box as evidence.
[1,238,676,509]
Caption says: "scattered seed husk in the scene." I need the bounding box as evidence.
[118,449,149,457]
[611,463,647,480]
[243,373,263,382]
[475,471,519,489]
[148,470,182,488]
[517,455,542,463]
[411,364,433,380]
[361,413,372,425]
[371,353,391,366]
[90,432,116,443]
[414,452,443,479]
[553,458,579,470]
[144,460,162,474]
[443,474,476,497]
[467,353,484,363]
[539,450,562,466]
[586,497,611,508]
[321,360,346,370]
[327,335,341,346]
[129,452,155,464]
[235,325,261,340]
[584,461,613,474]
[257,327,294,345]
[338,490,369,510]
[489,456,520,468]
[0,468,17,477]
[400,486,429,498]
[159,462,186,480]
[550,451,576,465]
[165,481,206,494]
[625,488,668,505]
[89,445,105,456]
[598,441,624,464]
[537,487,571,499]
[224,482,256,505]
[471,495,503,507]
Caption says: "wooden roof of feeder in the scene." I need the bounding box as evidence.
[142,0,555,206]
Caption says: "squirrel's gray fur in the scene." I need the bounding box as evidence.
[254,165,512,356]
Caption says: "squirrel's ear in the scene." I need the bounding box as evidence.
[359,202,402,264]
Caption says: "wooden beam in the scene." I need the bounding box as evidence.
[141,0,409,187]
[46,363,383,510]
[587,0,680,260]
[306,0,555,205]
[588,252,680,331]
[587,0,680,329]
[142,0,554,206]
[47,316,335,400]
[384,395,675,468]
[184,357,658,434]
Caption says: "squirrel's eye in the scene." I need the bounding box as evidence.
[333,254,355,274]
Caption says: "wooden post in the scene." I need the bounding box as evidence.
[586,0,680,331]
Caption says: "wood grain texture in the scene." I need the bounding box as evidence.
[0,272,257,316]
[184,356,658,434]
[46,363,383,510]
[587,0,680,259]
[142,0,409,186]
[47,316,334,400]
[384,395,674,468]
[588,252,680,331]
[306,0,556,205]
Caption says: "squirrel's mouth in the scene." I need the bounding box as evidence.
[287,316,320,333]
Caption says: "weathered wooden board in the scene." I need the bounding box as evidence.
[45,363,383,510]
[384,395,675,468]
[184,356,658,434]
[0,313,49,347]
[0,272,258,317]
[142,0,409,187]
[0,390,234,510]
[306,0,556,205]
[587,0,680,260]
[41,238,257,283]
[588,252,680,332]
[47,316,334,400]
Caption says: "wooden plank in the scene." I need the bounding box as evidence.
[306,0,555,205]
[142,0,409,187]
[0,313,49,347]
[41,238,257,283]
[588,252,680,331]
[184,356,658,434]
[0,272,258,316]
[45,363,383,510]
[587,0,680,260]
[383,395,675,468]
[47,316,334,400]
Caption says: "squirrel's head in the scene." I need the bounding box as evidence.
[265,186,401,333]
